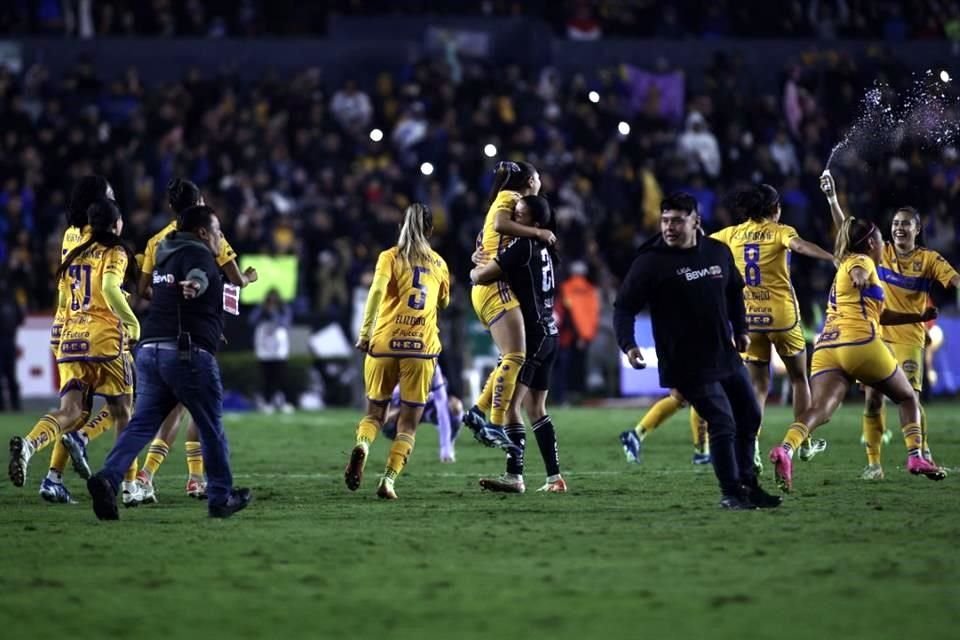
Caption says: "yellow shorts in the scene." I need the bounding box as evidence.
[471,282,520,329]
[364,356,436,407]
[811,337,898,386]
[887,342,924,392]
[58,353,134,398]
[744,324,806,363]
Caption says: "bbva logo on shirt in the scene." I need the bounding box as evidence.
[152,272,176,285]
[678,265,722,281]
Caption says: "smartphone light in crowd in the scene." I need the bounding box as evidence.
[369,128,384,142]
[588,91,600,103]
[420,162,434,176]
[484,144,497,158]
[618,121,631,136]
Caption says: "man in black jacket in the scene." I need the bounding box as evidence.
[614,193,780,509]
[87,205,251,520]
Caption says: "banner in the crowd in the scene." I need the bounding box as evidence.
[238,255,298,304]
[16,316,57,398]
[622,65,685,124]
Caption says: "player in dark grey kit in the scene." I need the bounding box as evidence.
[470,195,566,493]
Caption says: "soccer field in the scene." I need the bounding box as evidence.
[2,403,958,640]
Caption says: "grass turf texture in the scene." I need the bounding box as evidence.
[1,404,958,640]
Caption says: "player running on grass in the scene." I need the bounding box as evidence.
[820,172,958,480]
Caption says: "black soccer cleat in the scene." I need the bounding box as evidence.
[742,484,783,509]
[719,494,758,510]
[209,488,253,519]
[87,474,119,521]
[344,445,367,491]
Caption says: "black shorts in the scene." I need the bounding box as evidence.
[519,334,557,391]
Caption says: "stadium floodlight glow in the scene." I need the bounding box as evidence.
[588,91,600,103]
[420,162,435,176]
[484,143,498,157]
[618,121,631,136]
[941,70,952,83]
[369,128,384,142]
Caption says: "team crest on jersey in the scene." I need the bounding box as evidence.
[902,360,919,374]
[913,260,922,271]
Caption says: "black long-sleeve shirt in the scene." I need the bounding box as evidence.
[614,234,747,388]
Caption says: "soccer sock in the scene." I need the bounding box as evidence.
[25,416,63,452]
[383,432,415,481]
[143,438,171,479]
[185,441,204,477]
[862,413,885,466]
[780,422,810,457]
[504,423,526,476]
[124,458,139,483]
[919,404,930,456]
[489,352,525,427]
[690,408,708,454]
[476,367,497,416]
[635,395,682,440]
[355,416,380,452]
[48,440,71,474]
[532,415,560,477]
[46,468,63,483]
[79,408,114,442]
[901,422,923,458]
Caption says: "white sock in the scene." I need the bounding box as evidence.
[46,469,63,483]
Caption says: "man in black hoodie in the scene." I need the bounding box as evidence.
[87,205,252,520]
[614,192,780,509]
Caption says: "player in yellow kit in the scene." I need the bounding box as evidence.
[462,161,555,451]
[711,184,836,465]
[820,174,959,479]
[9,199,141,493]
[769,217,943,491]
[620,391,710,465]
[131,178,257,502]
[343,203,452,499]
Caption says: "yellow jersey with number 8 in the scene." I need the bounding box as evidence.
[710,219,799,332]
[369,246,450,358]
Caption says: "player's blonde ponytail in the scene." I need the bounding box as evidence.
[834,217,876,261]
[397,203,434,266]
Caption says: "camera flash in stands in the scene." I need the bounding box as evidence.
[618,121,631,136]
[484,144,498,158]
[369,128,384,142]
[420,162,434,176]
[588,91,600,103]
[940,70,952,83]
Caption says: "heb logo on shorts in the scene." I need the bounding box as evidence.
[390,338,424,351]
[60,339,90,354]
[152,272,176,285]
[677,265,723,281]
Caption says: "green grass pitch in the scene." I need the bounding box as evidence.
[1,403,957,640]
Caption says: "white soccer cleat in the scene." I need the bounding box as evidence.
[121,480,144,507]
[136,471,158,504]
[798,438,827,462]
[753,439,764,475]
[8,436,35,487]
[479,473,526,494]
[536,476,568,493]
[376,477,398,500]
[861,464,885,480]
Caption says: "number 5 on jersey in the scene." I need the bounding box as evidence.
[408,266,429,310]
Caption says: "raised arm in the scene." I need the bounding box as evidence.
[788,236,835,262]
[820,171,847,231]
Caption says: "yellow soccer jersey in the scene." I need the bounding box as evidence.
[711,220,799,332]
[52,225,92,348]
[369,247,450,357]
[57,244,129,362]
[478,190,522,257]
[819,254,885,347]
[878,243,959,347]
[142,219,237,275]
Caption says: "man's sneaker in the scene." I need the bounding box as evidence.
[60,432,91,480]
[209,488,253,518]
[476,423,522,455]
[87,474,119,521]
[861,464,885,480]
[136,471,158,504]
[376,477,398,500]
[798,438,828,462]
[440,451,456,464]
[692,452,712,465]
[742,483,782,509]
[39,478,77,504]
[479,473,526,494]
[906,455,947,481]
[769,447,793,492]
[719,494,758,510]
[185,476,207,499]
[753,440,764,475]
[344,445,367,491]
[121,480,144,507]
[619,430,642,464]
[881,429,893,444]
[536,476,567,493]
[8,436,34,487]
[462,406,485,437]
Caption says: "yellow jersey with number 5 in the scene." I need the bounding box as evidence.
[369,246,450,358]
[710,219,799,332]
[57,244,129,362]
[816,254,885,348]
[51,224,92,350]
[878,243,958,347]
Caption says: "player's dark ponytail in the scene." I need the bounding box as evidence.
[485,160,538,211]
[57,199,139,285]
[67,175,111,228]
[167,178,202,219]
[730,184,780,222]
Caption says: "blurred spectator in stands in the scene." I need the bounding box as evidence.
[566,1,602,40]
[554,261,600,404]
[250,288,295,414]
[678,111,722,178]
[331,80,373,137]
[0,273,24,412]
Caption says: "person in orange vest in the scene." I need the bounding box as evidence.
[554,261,599,404]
